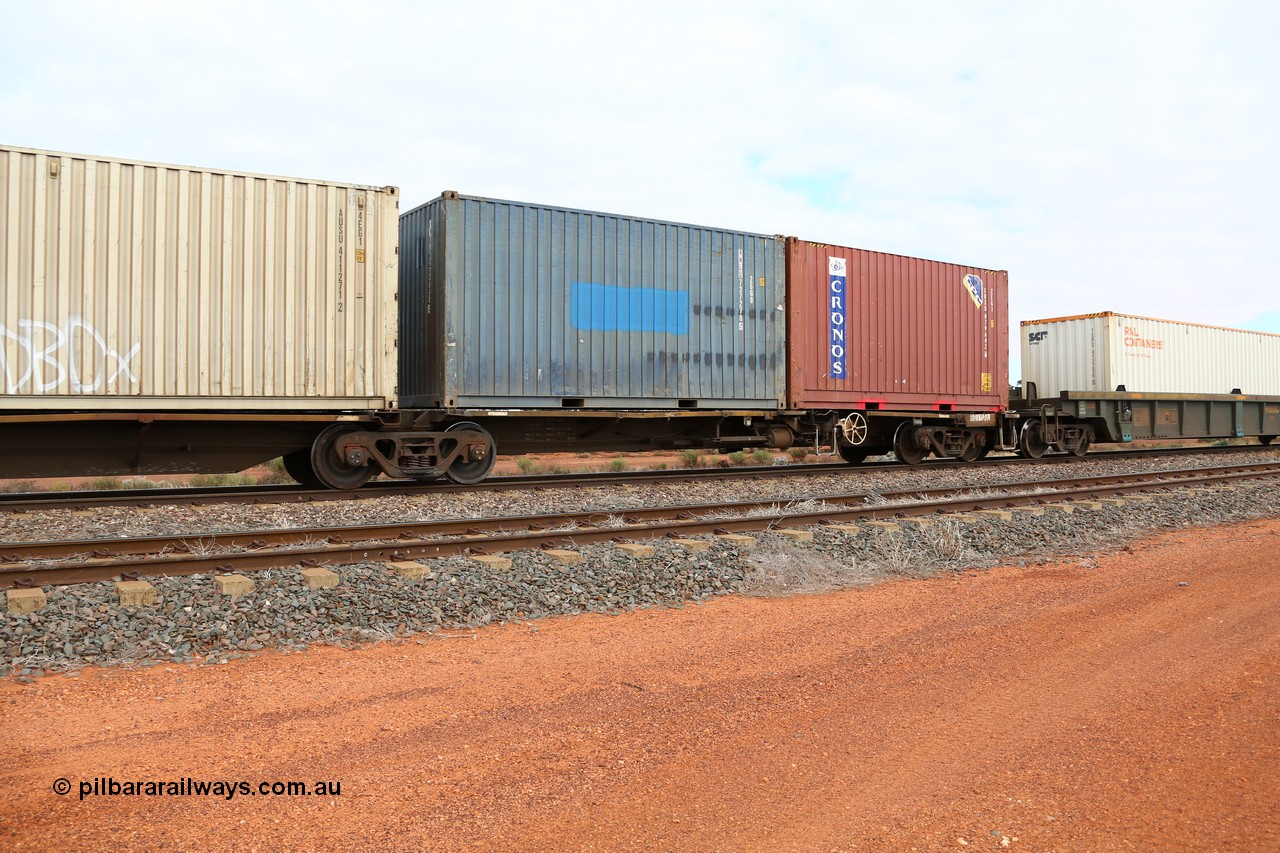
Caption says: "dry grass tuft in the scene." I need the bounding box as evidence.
[744,542,877,596]
[866,521,994,578]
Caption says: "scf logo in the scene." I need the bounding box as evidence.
[1027,331,1049,344]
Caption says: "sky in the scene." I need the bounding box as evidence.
[2,0,1277,379]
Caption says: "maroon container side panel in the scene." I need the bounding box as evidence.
[786,238,1008,412]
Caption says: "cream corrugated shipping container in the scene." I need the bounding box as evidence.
[0,145,399,411]
[1021,312,1280,397]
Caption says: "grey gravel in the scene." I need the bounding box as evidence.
[3,461,1280,676]
[2,448,1276,544]
[3,541,750,675]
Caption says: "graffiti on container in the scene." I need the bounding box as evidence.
[0,318,140,393]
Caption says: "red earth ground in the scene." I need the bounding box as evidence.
[2,517,1278,850]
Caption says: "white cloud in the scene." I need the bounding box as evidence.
[2,0,1277,380]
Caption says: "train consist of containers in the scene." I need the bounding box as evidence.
[1019,313,1280,453]
[1,145,1276,488]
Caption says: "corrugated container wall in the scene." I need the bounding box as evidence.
[1022,312,1280,397]
[399,193,787,409]
[0,146,399,411]
[787,239,1009,411]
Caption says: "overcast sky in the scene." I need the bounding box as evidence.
[3,0,1277,377]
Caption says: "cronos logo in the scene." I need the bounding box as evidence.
[828,257,847,377]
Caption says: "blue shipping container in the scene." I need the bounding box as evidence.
[398,193,786,410]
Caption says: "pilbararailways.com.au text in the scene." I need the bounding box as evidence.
[54,777,341,800]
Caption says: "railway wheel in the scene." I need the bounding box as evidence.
[281,449,322,486]
[443,422,496,485]
[1019,419,1049,460]
[892,422,927,465]
[1262,435,1275,446]
[310,424,375,490]
[960,438,981,462]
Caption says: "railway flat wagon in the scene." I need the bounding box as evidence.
[396,192,794,457]
[0,145,401,480]
[785,237,1010,464]
[1014,313,1279,456]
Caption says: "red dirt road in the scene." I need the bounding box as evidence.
[3,520,1279,851]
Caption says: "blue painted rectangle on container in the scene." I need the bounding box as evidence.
[570,282,689,335]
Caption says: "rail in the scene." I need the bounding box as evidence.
[4,461,1278,588]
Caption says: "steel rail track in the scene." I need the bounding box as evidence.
[0,443,1273,514]
[6,462,1277,563]
[4,462,1278,588]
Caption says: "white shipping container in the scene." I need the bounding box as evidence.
[1022,312,1280,397]
[0,145,399,411]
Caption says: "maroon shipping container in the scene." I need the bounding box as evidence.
[787,238,1008,412]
